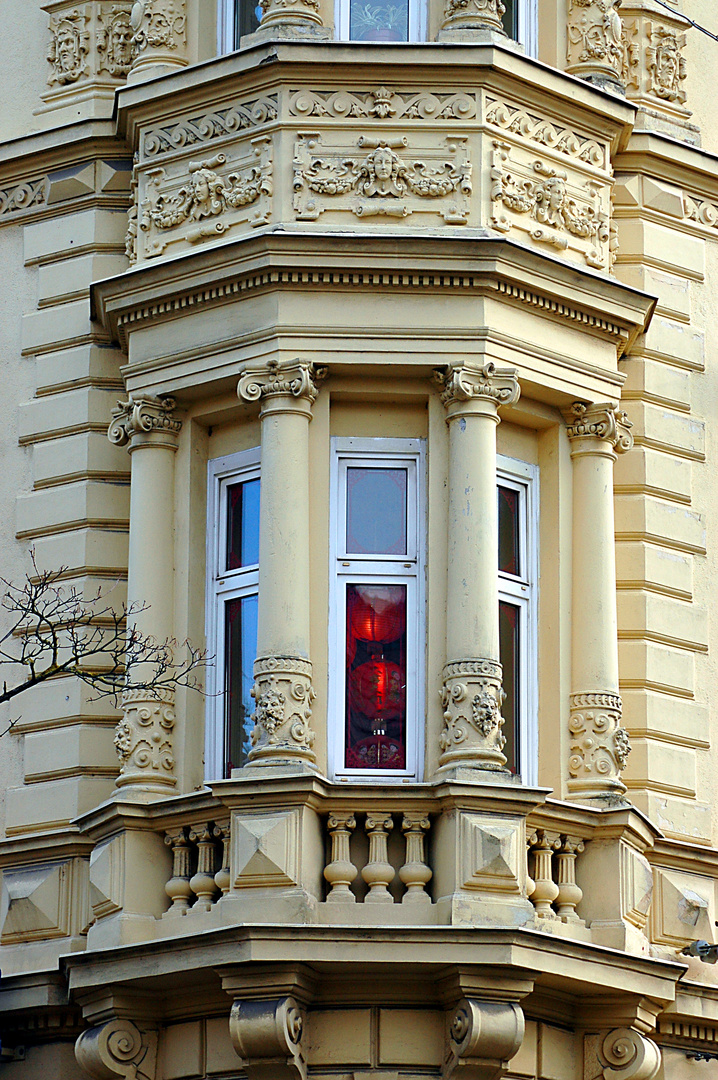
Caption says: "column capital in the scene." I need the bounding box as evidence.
[238,359,327,412]
[565,402,633,454]
[436,362,520,414]
[108,393,182,451]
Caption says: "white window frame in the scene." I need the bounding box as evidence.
[329,437,426,782]
[497,454,539,786]
[217,0,235,53]
[334,0,426,42]
[205,446,261,782]
[516,0,539,57]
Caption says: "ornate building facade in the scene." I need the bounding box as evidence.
[1,1,718,1078]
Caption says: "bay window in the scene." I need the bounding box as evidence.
[329,438,425,780]
[206,448,260,780]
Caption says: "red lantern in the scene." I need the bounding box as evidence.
[346,736,406,769]
[349,588,405,644]
[349,659,405,719]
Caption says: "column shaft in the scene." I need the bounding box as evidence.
[437,362,520,773]
[566,402,633,801]
[238,359,325,768]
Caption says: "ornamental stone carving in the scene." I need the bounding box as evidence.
[566,402,633,453]
[568,692,630,799]
[437,361,521,410]
[646,23,687,104]
[229,997,307,1080]
[97,4,134,76]
[248,657,317,767]
[129,0,187,75]
[566,0,625,91]
[584,1028,661,1080]
[486,97,608,169]
[76,1018,158,1080]
[258,0,323,31]
[290,87,478,121]
[134,138,272,261]
[443,999,524,1080]
[620,8,689,116]
[238,358,326,407]
[439,659,508,771]
[490,141,610,269]
[141,97,278,159]
[47,7,90,86]
[114,687,177,791]
[108,394,182,449]
[293,133,471,223]
[439,0,507,38]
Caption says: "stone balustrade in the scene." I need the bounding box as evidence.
[163,820,229,917]
[324,810,433,906]
[527,828,586,925]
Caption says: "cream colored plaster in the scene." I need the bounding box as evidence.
[378,1009,444,1065]
[306,1009,373,1065]
[160,1020,204,1080]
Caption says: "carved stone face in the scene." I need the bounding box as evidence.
[372,147,395,181]
[191,171,212,205]
[655,39,678,88]
[56,23,80,71]
[110,14,133,66]
[545,177,566,210]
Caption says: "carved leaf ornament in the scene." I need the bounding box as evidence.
[142,153,271,232]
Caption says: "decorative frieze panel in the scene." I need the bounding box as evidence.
[485,97,608,170]
[565,0,625,90]
[133,137,273,262]
[42,0,134,105]
[619,6,689,117]
[141,97,279,159]
[489,140,611,269]
[289,87,478,121]
[293,133,472,224]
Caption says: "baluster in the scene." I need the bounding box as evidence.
[362,813,395,904]
[189,824,219,911]
[528,830,559,919]
[399,814,432,905]
[164,827,193,916]
[555,835,585,923]
[324,813,357,903]
[213,824,231,897]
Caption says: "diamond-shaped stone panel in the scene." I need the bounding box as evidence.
[231,810,300,889]
[458,813,522,894]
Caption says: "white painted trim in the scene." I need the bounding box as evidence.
[516,0,538,56]
[205,446,260,782]
[329,437,426,782]
[497,453,539,787]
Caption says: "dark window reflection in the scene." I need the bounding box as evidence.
[345,584,407,770]
[501,0,518,39]
[346,468,407,555]
[226,478,260,571]
[498,485,520,576]
[235,0,263,45]
[225,594,258,775]
[499,600,520,775]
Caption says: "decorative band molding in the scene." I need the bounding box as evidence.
[253,654,313,678]
[443,657,503,681]
[569,691,622,711]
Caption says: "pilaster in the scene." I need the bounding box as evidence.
[565,402,633,803]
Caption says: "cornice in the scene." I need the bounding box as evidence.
[92,229,655,356]
[113,40,637,156]
[615,130,718,209]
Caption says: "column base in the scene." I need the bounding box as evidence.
[114,689,178,792]
[568,691,630,801]
[438,659,507,771]
[243,22,333,45]
[247,656,317,767]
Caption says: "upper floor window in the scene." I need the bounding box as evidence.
[220,0,536,50]
[497,454,538,783]
[206,448,260,780]
[329,438,425,780]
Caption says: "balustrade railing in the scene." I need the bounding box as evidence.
[324,810,433,906]
[526,822,587,925]
[164,820,229,917]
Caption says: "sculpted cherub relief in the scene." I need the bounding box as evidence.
[140,152,271,234]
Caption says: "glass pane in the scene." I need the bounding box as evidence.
[349,0,409,41]
[498,485,520,576]
[499,600,520,776]
[224,594,258,775]
[226,478,260,571]
[501,0,517,39]
[346,468,407,556]
[235,0,263,44]
[345,584,407,770]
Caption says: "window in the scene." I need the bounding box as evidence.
[329,438,425,780]
[497,455,538,783]
[206,448,261,780]
[335,0,425,42]
[504,0,538,54]
[218,0,262,50]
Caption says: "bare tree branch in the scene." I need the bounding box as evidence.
[0,553,207,732]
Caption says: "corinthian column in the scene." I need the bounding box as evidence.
[108,394,182,794]
[438,0,507,41]
[237,359,325,769]
[436,362,520,773]
[566,402,633,801]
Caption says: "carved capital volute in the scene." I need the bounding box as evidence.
[238,359,327,419]
[443,999,524,1080]
[229,996,307,1080]
[565,402,633,456]
[436,362,520,420]
[587,1028,660,1080]
[75,1019,158,1080]
[108,394,182,452]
